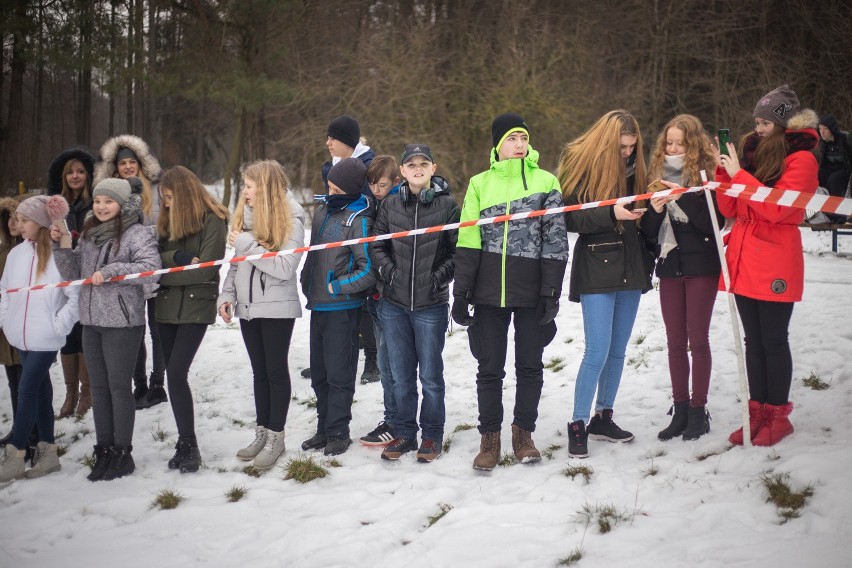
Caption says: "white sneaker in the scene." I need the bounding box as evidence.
[236,425,267,461]
[0,445,27,482]
[26,441,61,479]
[253,429,285,470]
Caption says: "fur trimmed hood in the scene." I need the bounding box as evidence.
[0,197,21,216]
[787,109,819,131]
[47,147,96,196]
[94,134,161,186]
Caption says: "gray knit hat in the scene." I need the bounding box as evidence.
[753,85,801,128]
[93,177,138,206]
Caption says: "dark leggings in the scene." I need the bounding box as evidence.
[158,323,207,440]
[134,298,166,387]
[239,318,295,432]
[734,295,794,406]
[659,275,717,407]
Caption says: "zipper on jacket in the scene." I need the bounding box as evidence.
[410,200,419,311]
[249,266,257,303]
[22,244,35,351]
[500,168,512,308]
[118,295,131,324]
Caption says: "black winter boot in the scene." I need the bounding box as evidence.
[137,386,168,409]
[87,444,112,482]
[682,406,711,441]
[102,446,135,481]
[657,401,689,441]
[360,350,380,384]
[587,409,634,443]
[169,437,201,473]
[567,420,589,459]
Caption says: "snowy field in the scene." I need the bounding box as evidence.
[0,228,850,568]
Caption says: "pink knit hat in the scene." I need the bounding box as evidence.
[16,195,70,229]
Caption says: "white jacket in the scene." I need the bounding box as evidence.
[0,241,79,352]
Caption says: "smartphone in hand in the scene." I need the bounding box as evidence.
[718,129,732,156]
[647,179,667,193]
[53,219,72,248]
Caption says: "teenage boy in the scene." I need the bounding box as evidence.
[321,114,380,385]
[360,156,402,446]
[452,113,569,471]
[370,144,460,462]
[300,158,377,456]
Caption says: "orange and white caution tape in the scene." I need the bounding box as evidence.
[5,184,850,294]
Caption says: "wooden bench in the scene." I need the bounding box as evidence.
[803,222,852,253]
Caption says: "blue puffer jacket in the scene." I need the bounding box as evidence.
[300,195,377,311]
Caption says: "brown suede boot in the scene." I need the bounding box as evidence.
[75,357,91,417]
[511,424,541,464]
[59,354,79,419]
[472,431,501,471]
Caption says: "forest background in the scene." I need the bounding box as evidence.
[2,0,851,207]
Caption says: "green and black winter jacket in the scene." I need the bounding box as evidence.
[454,147,569,308]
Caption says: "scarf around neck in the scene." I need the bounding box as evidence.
[84,194,143,248]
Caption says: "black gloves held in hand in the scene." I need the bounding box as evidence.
[173,250,196,266]
[451,297,474,326]
[536,295,559,325]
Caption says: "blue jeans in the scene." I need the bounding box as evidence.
[572,290,641,423]
[366,297,395,423]
[378,299,447,443]
[12,351,57,449]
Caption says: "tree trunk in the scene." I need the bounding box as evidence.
[222,109,245,209]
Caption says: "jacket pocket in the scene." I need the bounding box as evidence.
[584,241,626,288]
[117,295,131,324]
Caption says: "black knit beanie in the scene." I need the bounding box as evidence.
[820,113,839,137]
[327,115,361,149]
[328,158,367,196]
[491,113,530,150]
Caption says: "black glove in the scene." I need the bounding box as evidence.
[536,295,559,325]
[451,297,474,326]
[174,250,196,266]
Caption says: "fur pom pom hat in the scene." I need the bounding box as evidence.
[16,195,70,229]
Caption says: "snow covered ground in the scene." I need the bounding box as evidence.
[0,228,850,568]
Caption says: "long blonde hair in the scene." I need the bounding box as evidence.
[61,159,92,204]
[233,160,293,251]
[34,226,53,281]
[158,166,229,240]
[648,114,716,187]
[558,110,647,204]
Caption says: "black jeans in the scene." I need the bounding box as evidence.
[468,304,556,433]
[159,323,208,440]
[309,309,361,438]
[240,318,295,433]
[134,298,166,387]
[735,295,794,405]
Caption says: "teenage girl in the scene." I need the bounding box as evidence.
[94,134,165,408]
[53,177,161,481]
[155,166,228,473]
[640,114,722,442]
[557,109,652,459]
[48,147,96,418]
[218,160,305,470]
[0,195,79,482]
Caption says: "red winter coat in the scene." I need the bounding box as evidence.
[716,128,818,303]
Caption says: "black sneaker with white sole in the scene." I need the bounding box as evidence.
[567,420,589,459]
[360,421,395,446]
[587,409,634,443]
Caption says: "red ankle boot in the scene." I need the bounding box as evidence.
[729,400,766,445]
[752,402,794,446]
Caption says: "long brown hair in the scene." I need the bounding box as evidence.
[158,166,229,240]
[648,114,716,186]
[749,128,787,185]
[34,226,53,281]
[233,160,293,251]
[558,110,647,204]
[61,158,92,204]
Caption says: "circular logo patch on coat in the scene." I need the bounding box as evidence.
[771,279,787,294]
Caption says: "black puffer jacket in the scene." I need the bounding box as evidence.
[370,176,460,310]
[640,192,723,279]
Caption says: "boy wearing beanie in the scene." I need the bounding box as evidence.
[452,113,569,471]
[322,115,376,198]
[300,158,377,456]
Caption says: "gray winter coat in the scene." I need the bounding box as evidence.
[54,223,161,327]
[217,195,306,320]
